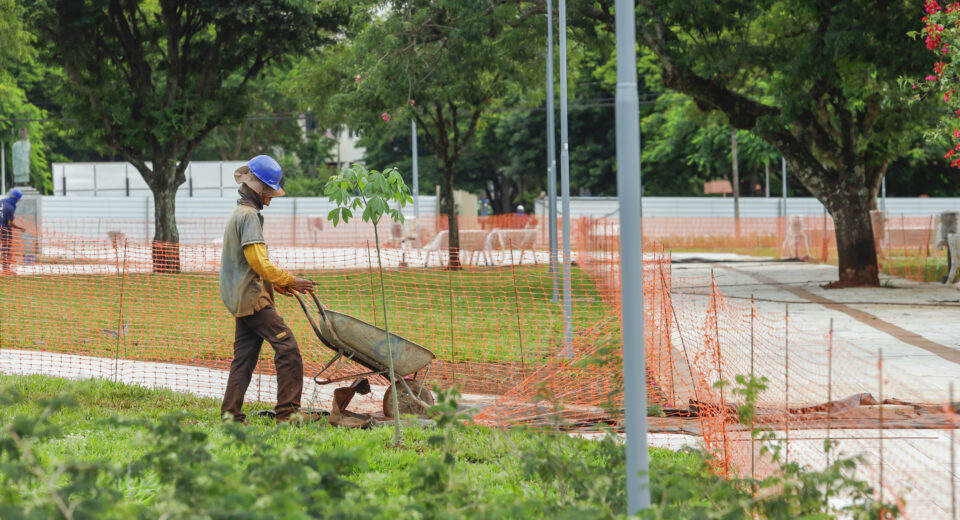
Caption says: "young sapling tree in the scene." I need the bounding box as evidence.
[325,164,413,445]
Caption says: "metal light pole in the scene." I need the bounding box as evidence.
[546,0,559,302]
[615,0,650,512]
[881,175,886,213]
[558,0,573,350]
[781,157,788,217]
[731,130,740,236]
[412,119,420,246]
[1,139,5,196]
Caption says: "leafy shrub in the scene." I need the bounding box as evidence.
[0,377,899,519]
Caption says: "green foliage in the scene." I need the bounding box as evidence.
[641,93,781,196]
[0,1,52,193]
[325,163,412,444]
[282,174,326,197]
[23,0,348,242]
[0,374,904,519]
[305,0,542,253]
[325,164,412,226]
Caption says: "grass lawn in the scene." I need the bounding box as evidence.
[878,251,949,283]
[0,374,697,518]
[0,265,612,368]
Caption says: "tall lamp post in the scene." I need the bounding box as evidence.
[412,120,420,247]
[615,0,650,512]
[546,0,559,301]
[558,0,573,350]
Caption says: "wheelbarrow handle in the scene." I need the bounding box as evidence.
[293,292,338,352]
[309,291,329,322]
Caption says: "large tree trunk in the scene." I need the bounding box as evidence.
[441,164,461,269]
[148,161,182,273]
[826,193,879,287]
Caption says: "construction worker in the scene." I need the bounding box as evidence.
[219,155,315,424]
[0,189,25,273]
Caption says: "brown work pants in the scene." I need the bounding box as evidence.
[220,306,303,422]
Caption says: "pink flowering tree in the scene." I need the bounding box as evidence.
[911,1,960,166]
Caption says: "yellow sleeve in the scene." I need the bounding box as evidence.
[243,243,295,287]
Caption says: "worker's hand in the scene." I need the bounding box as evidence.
[290,277,315,294]
[275,285,291,296]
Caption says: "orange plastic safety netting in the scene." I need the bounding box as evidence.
[1,213,958,518]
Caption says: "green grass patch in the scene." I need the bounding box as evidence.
[879,252,949,283]
[0,266,612,367]
[0,374,696,518]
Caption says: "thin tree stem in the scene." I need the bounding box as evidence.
[373,217,402,445]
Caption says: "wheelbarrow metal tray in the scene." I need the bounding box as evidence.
[320,309,436,377]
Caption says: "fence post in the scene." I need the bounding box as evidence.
[951,382,956,520]
[448,269,456,385]
[710,270,730,471]
[784,304,790,465]
[827,318,833,471]
[508,241,527,379]
[93,163,98,196]
[112,240,128,383]
[878,348,884,505]
[750,294,755,479]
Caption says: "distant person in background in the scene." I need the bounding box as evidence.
[479,197,491,216]
[513,204,537,229]
[0,189,25,273]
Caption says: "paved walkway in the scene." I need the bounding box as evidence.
[670,254,960,518]
[671,255,960,404]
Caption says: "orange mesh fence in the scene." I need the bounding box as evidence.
[0,218,614,400]
[674,277,959,519]
[1,213,958,518]
[38,211,952,283]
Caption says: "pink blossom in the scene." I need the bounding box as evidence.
[381,112,391,122]
[355,75,361,84]
[927,75,939,81]
[410,99,415,106]
[953,129,960,138]
[913,85,918,90]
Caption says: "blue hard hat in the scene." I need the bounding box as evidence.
[247,155,283,191]
[9,188,22,201]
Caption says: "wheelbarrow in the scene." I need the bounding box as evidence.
[293,292,436,417]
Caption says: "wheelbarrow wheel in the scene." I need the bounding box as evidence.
[383,380,435,418]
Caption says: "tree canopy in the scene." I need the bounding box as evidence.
[613,0,938,286]
[302,0,544,267]
[26,0,348,269]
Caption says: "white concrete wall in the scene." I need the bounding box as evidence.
[51,161,248,198]
[534,196,960,218]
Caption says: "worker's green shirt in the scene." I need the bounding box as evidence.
[219,204,274,317]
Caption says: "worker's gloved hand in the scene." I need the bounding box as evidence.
[290,277,315,294]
